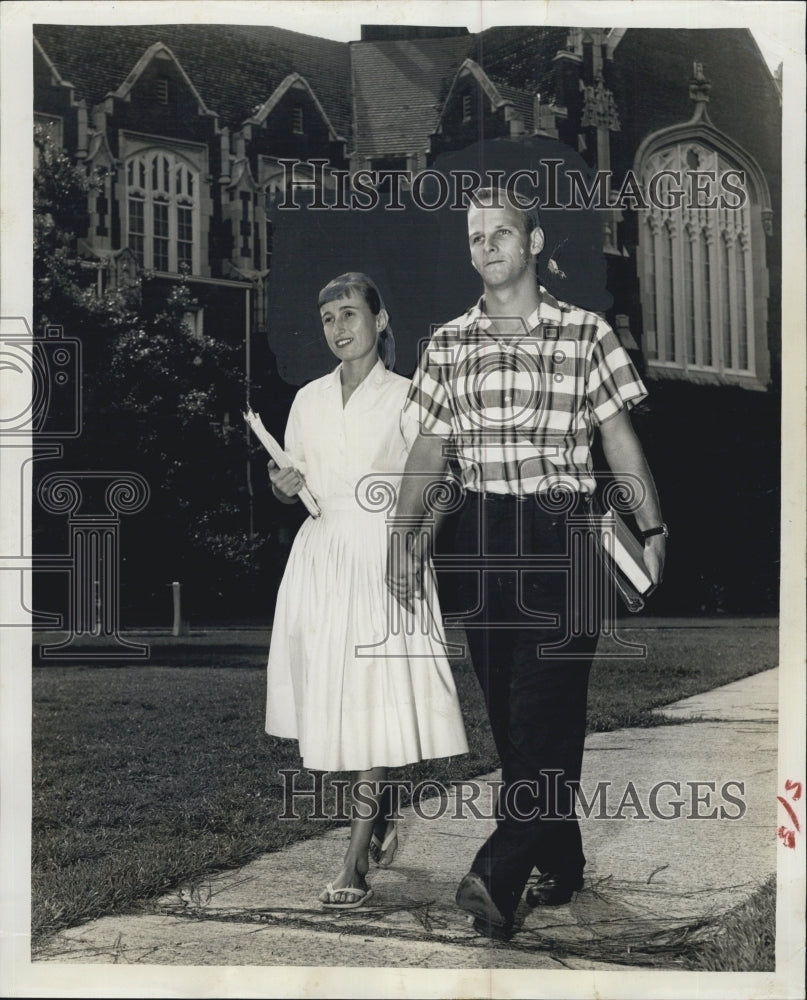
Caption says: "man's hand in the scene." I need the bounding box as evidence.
[643,534,666,587]
[268,459,305,502]
[385,529,423,616]
[385,430,450,614]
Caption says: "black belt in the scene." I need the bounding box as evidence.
[469,490,590,503]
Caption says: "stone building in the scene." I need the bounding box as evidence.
[33,23,782,614]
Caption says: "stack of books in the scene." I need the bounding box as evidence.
[595,507,655,613]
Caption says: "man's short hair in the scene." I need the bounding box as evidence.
[468,186,541,237]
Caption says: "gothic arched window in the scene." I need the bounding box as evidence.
[126,150,198,274]
[638,141,769,385]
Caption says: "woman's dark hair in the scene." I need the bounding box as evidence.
[317,272,396,370]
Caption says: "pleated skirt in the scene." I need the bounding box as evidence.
[265,500,469,771]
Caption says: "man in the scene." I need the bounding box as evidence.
[386,187,666,938]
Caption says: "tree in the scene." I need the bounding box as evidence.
[33,128,271,624]
[34,126,138,334]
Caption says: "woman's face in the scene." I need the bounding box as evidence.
[319,291,385,366]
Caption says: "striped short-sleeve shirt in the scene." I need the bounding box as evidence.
[405,288,648,496]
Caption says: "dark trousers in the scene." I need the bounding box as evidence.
[455,491,599,919]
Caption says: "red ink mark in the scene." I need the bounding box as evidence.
[777,826,797,849]
[777,796,801,832]
[784,779,802,801]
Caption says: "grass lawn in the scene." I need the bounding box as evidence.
[32,622,778,961]
[684,875,775,971]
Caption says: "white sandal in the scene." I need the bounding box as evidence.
[369,821,398,868]
[318,882,374,909]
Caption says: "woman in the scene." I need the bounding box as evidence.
[266,272,468,908]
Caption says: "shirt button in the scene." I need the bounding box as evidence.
[553,373,564,383]
[553,351,566,364]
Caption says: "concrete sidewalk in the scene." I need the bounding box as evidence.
[34,668,778,970]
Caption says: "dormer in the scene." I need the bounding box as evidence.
[431,60,546,158]
[94,43,221,147]
[237,73,348,167]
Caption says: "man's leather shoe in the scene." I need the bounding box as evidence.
[456,873,513,936]
[526,871,584,907]
[472,915,513,941]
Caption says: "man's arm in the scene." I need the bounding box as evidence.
[386,431,450,613]
[599,408,666,585]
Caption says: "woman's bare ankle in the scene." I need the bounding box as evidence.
[331,864,367,891]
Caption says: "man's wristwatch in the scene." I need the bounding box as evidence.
[641,524,669,541]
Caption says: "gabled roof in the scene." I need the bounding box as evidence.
[33,35,74,92]
[33,23,352,139]
[432,59,537,140]
[349,26,565,158]
[108,41,216,119]
[244,73,345,139]
[33,23,566,159]
[350,35,470,157]
[609,27,781,190]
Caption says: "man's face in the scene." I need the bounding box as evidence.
[467,202,543,291]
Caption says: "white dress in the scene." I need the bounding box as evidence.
[265,359,469,772]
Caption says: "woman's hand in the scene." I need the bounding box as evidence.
[268,459,305,503]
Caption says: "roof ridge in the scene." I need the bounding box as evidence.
[34,23,353,137]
